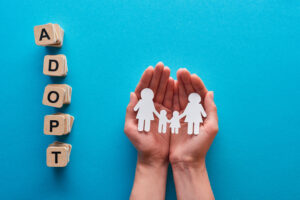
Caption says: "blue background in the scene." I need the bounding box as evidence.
[0,0,299,199]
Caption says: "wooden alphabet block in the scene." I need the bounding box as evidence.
[44,113,74,135]
[47,142,72,167]
[43,55,68,76]
[42,84,72,108]
[34,23,64,47]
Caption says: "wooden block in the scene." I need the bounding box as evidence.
[44,113,74,135]
[47,24,64,47]
[47,141,72,167]
[43,55,68,76]
[34,23,64,47]
[42,84,72,108]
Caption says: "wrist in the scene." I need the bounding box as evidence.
[169,150,206,167]
[137,153,169,168]
[130,156,168,200]
[171,158,206,172]
[171,160,215,200]
[136,157,169,175]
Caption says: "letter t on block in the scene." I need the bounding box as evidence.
[47,142,72,167]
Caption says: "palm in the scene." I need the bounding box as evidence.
[169,69,218,163]
[124,63,174,162]
[170,111,213,161]
[127,103,171,159]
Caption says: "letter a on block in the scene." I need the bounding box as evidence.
[34,23,64,47]
[34,23,56,46]
[47,141,72,167]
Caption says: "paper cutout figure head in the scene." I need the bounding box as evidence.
[141,88,154,100]
[172,111,179,117]
[188,92,201,104]
[160,110,167,116]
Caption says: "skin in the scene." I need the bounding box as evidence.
[124,64,218,200]
[124,62,173,200]
[170,69,218,200]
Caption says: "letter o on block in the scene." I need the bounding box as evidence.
[48,91,59,103]
[42,84,65,108]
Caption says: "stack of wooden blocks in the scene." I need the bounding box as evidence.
[34,23,74,167]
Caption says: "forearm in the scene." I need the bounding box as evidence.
[172,160,214,200]
[130,157,168,200]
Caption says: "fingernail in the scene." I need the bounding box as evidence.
[211,91,214,100]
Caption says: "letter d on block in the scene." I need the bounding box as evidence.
[43,55,67,76]
[49,60,59,71]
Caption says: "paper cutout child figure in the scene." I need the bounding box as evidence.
[157,110,169,134]
[179,93,207,135]
[170,111,181,134]
[134,88,159,132]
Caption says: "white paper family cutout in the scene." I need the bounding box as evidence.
[134,88,207,135]
[134,88,159,132]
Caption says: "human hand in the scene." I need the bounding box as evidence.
[124,62,174,165]
[169,68,218,200]
[124,62,174,200]
[169,68,218,165]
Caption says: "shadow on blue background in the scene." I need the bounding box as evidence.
[0,0,299,199]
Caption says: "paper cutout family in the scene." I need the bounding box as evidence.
[134,88,207,135]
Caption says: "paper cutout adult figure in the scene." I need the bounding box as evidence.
[157,110,169,134]
[170,111,181,134]
[179,93,207,135]
[134,88,159,132]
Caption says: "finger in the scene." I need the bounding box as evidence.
[162,77,174,109]
[135,66,154,99]
[204,91,218,134]
[149,62,164,95]
[178,68,195,95]
[155,66,170,103]
[124,92,139,140]
[191,74,208,99]
[173,80,180,111]
[125,92,139,119]
[177,70,188,109]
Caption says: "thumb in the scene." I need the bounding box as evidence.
[124,92,139,136]
[204,91,218,133]
[129,92,138,108]
[126,92,138,117]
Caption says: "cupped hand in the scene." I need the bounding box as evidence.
[124,62,174,165]
[169,69,218,165]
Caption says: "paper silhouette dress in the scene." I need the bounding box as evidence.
[179,93,207,135]
[134,88,159,132]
